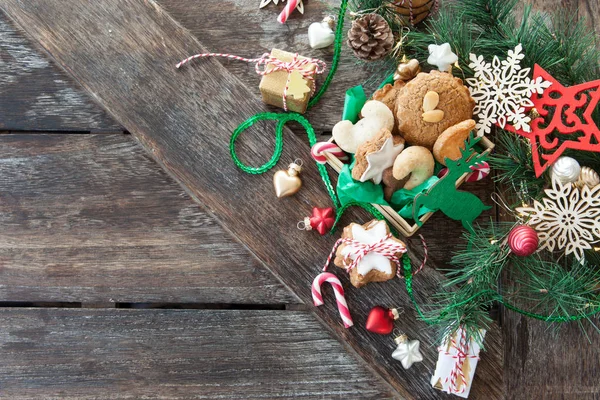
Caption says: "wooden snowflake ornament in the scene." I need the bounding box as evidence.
[516,178,600,261]
[466,44,552,137]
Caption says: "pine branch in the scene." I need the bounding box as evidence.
[488,130,548,202]
[510,257,600,329]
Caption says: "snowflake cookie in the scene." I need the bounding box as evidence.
[466,44,552,136]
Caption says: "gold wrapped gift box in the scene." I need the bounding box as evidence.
[259,49,316,114]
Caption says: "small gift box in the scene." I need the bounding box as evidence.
[259,49,318,114]
[430,327,486,398]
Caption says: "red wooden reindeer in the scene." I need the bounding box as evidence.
[413,135,490,233]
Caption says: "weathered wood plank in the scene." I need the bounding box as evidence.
[0,134,296,304]
[0,1,502,398]
[0,10,121,132]
[0,308,393,399]
[157,0,375,133]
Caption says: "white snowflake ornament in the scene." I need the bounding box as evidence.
[427,43,458,72]
[466,44,552,136]
[516,177,600,261]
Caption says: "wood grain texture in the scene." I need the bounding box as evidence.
[0,10,121,132]
[0,1,502,398]
[0,133,296,304]
[157,0,375,133]
[0,308,392,399]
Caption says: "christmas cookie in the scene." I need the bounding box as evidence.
[396,70,475,149]
[334,219,406,288]
[332,100,394,153]
[352,128,405,184]
[433,119,476,165]
[392,146,435,190]
[372,80,406,114]
[382,167,409,202]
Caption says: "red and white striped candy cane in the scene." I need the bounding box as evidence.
[277,0,299,24]
[466,161,490,182]
[311,142,349,164]
[312,272,353,328]
[437,161,490,182]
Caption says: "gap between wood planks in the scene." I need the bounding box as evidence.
[0,301,307,311]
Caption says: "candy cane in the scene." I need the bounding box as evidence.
[311,142,349,164]
[437,161,490,182]
[312,272,353,328]
[466,161,490,182]
[277,0,298,23]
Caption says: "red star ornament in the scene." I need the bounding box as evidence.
[504,65,600,177]
[309,207,335,235]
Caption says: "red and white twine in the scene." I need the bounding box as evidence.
[312,272,353,328]
[439,328,480,394]
[323,233,428,279]
[176,52,326,112]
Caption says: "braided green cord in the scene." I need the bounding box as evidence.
[307,0,348,109]
[229,0,348,213]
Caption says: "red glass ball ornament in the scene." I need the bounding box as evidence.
[309,207,335,235]
[365,306,399,335]
[508,225,539,257]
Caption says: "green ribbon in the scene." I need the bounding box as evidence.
[342,86,367,123]
[336,164,437,220]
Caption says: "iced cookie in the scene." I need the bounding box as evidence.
[392,146,435,190]
[352,129,405,184]
[332,100,394,153]
[433,119,476,165]
[396,70,475,149]
[334,219,406,288]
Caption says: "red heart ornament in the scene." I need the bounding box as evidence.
[365,306,399,335]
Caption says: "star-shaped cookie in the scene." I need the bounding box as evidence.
[334,219,407,288]
[352,129,405,184]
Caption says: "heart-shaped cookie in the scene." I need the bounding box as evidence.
[332,100,394,153]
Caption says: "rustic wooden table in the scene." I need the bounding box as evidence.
[0,1,597,399]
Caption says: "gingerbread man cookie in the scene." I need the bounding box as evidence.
[334,219,407,288]
[352,129,405,184]
[395,70,475,149]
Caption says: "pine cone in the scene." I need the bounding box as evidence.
[347,14,394,61]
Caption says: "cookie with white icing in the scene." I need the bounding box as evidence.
[352,128,405,184]
[334,219,407,288]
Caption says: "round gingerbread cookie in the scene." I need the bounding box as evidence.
[396,70,475,149]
